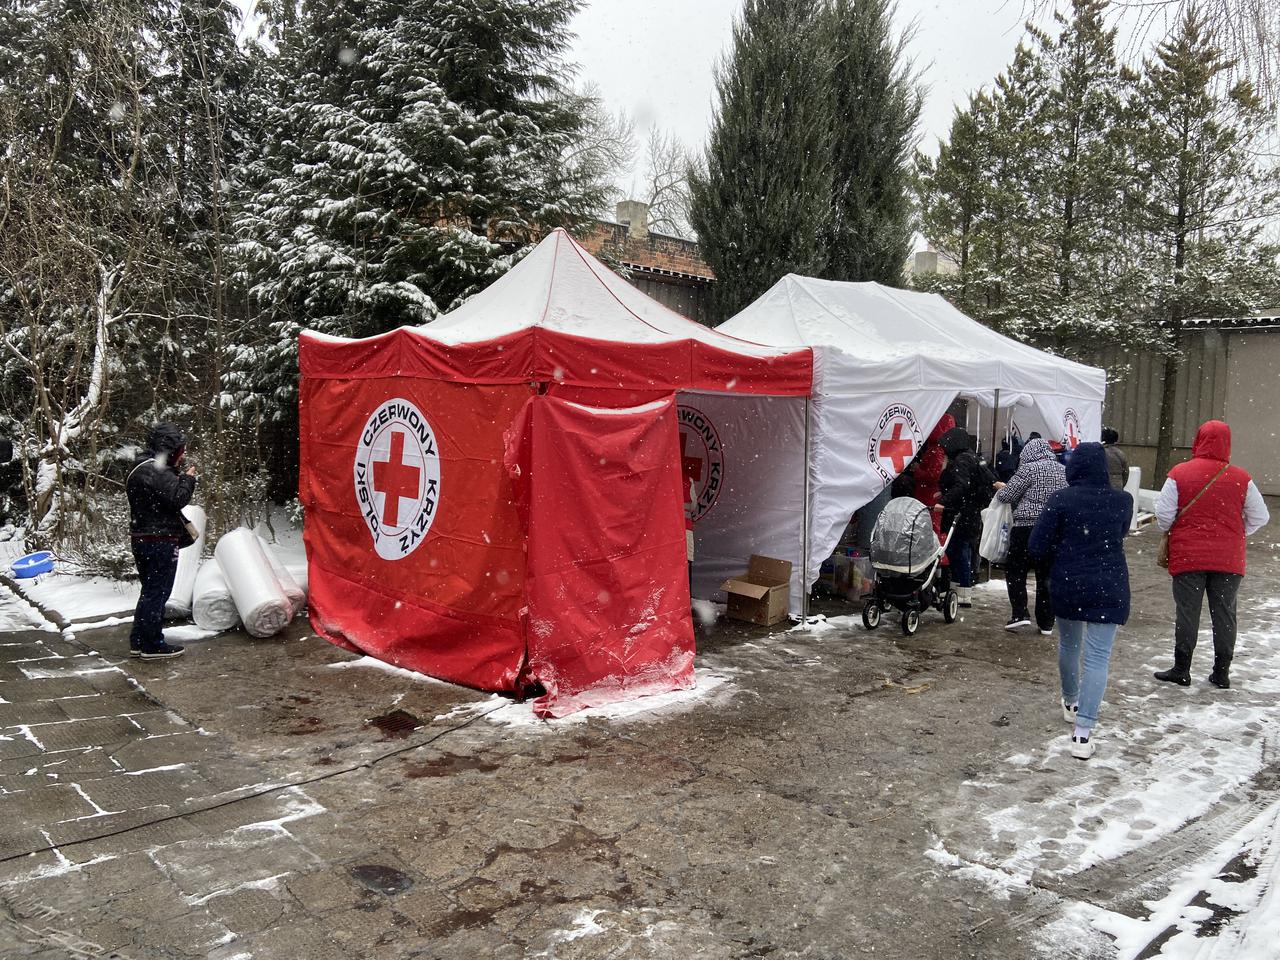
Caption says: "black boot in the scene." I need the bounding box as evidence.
[1154,655,1191,686]
[1207,664,1231,689]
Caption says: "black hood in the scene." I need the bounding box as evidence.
[146,422,187,457]
[1066,442,1110,487]
[939,427,970,459]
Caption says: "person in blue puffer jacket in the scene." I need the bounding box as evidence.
[1029,442,1133,761]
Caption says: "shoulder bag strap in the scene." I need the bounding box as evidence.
[125,458,156,485]
[1171,463,1230,529]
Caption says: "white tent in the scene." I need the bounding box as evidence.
[718,275,1107,595]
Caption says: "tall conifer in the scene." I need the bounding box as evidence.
[688,0,835,322]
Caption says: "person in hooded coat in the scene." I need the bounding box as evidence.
[1153,421,1270,689]
[1029,442,1132,760]
[935,426,991,606]
[995,437,1068,633]
[126,424,198,660]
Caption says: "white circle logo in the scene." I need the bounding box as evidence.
[868,403,922,484]
[1062,408,1082,450]
[677,404,724,524]
[353,398,441,561]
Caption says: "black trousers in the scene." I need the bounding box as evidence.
[129,539,179,652]
[1173,571,1242,671]
[1006,525,1053,630]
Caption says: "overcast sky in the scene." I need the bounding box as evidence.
[569,0,1036,192]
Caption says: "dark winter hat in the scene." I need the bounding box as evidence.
[147,422,188,456]
[939,427,970,459]
[1101,427,1120,445]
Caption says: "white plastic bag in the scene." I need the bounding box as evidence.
[192,560,240,631]
[979,495,1013,564]
[255,534,306,618]
[165,505,207,618]
[214,528,293,639]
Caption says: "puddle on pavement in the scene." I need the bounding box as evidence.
[350,864,414,896]
[403,752,499,777]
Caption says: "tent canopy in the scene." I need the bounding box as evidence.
[297,231,815,717]
[301,229,812,396]
[716,274,1108,598]
[719,275,1104,402]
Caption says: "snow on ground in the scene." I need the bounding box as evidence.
[1035,799,1280,960]
[930,590,1280,959]
[433,668,737,729]
[327,656,454,685]
[14,571,138,621]
[0,581,58,632]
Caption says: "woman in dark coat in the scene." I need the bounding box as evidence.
[935,426,990,607]
[1029,442,1132,760]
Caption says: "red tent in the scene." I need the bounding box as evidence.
[298,229,812,716]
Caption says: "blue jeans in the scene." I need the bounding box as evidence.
[129,539,179,652]
[1057,618,1119,729]
[946,532,974,587]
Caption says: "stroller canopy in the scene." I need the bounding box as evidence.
[870,498,941,575]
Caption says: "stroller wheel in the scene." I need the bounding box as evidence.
[862,602,882,630]
[943,590,959,624]
[901,609,920,636]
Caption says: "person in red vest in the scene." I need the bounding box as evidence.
[1153,421,1270,689]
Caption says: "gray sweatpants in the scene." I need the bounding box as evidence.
[1172,571,1243,670]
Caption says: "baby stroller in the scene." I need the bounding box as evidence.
[862,497,959,636]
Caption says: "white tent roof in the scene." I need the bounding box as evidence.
[718,275,1105,401]
[423,228,786,361]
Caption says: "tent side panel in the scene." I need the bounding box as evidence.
[299,327,534,383]
[517,394,695,718]
[679,393,808,608]
[806,389,958,590]
[299,373,533,691]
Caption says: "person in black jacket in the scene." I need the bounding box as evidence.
[126,424,197,660]
[935,427,992,607]
[1029,442,1132,760]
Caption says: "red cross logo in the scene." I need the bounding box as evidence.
[1066,420,1079,449]
[878,422,915,473]
[372,431,421,527]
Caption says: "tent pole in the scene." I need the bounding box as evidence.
[990,389,1001,463]
[802,397,812,622]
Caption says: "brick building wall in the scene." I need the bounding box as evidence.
[577,202,715,325]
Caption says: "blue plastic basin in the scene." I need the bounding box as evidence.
[11,551,54,578]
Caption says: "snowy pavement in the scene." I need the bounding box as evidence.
[0,522,1276,958]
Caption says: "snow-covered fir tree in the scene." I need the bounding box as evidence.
[231,0,612,425]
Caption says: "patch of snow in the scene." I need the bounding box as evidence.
[163,624,221,642]
[327,656,451,685]
[15,573,138,621]
[67,615,133,632]
[0,583,59,632]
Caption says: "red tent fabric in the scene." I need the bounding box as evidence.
[506,395,694,718]
[298,229,812,716]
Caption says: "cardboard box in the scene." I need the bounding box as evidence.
[721,555,792,626]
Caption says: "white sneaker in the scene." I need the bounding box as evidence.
[1040,629,1053,636]
[958,586,973,608]
[1062,700,1078,724]
[1070,735,1094,760]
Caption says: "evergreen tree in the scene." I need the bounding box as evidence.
[1128,8,1280,480]
[689,0,835,322]
[231,0,611,424]
[822,0,922,284]
[1026,0,1129,342]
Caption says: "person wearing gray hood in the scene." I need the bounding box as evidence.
[994,438,1068,633]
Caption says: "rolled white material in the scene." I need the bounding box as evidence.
[192,560,239,631]
[165,505,208,618]
[214,528,292,639]
[256,534,305,617]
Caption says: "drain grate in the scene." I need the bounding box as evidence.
[367,709,423,739]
